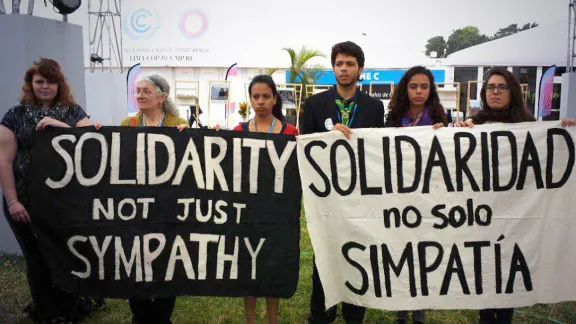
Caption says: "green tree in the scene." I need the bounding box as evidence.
[425,36,447,57]
[283,46,326,98]
[492,24,519,40]
[492,22,538,40]
[446,26,490,56]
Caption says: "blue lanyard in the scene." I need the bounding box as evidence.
[334,88,359,127]
[253,117,275,133]
[336,104,358,126]
[142,112,166,127]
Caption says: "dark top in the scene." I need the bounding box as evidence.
[233,121,299,135]
[1,104,87,204]
[300,87,385,135]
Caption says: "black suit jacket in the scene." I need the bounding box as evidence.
[301,88,385,135]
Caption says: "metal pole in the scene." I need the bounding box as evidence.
[571,2,576,71]
[118,0,124,72]
[27,0,33,15]
[568,0,573,71]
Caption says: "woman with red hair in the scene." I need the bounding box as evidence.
[0,58,101,323]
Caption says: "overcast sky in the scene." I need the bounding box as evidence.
[17,0,569,67]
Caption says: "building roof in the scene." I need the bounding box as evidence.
[444,21,568,67]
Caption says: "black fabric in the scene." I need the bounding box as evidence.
[27,127,301,299]
[0,104,87,206]
[188,106,203,128]
[479,308,514,324]
[129,297,176,324]
[301,88,385,135]
[240,120,287,134]
[396,310,425,323]
[3,201,102,322]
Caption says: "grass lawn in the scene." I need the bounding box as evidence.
[1,215,575,323]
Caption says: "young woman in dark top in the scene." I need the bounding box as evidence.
[385,65,448,131]
[233,75,298,135]
[456,67,575,324]
[386,65,449,324]
[0,58,101,323]
[231,75,296,324]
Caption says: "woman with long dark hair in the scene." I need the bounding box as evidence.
[387,65,449,324]
[232,75,298,135]
[385,66,448,130]
[231,75,297,324]
[458,67,535,126]
[0,58,103,323]
[456,67,574,323]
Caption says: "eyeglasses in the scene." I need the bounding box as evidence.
[486,84,509,93]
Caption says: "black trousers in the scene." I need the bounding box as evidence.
[3,202,79,320]
[129,297,176,324]
[308,258,365,324]
[479,308,514,324]
[397,310,425,322]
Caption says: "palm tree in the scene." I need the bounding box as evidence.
[283,46,326,98]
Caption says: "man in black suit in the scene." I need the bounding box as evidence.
[301,41,385,324]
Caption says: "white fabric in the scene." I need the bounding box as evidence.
[297,122,576,310]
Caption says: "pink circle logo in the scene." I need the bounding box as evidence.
[179,10,208,39]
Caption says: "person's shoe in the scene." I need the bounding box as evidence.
[395,320,407,324]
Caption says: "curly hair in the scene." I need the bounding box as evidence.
[331,41,365,68]
[386,66,447,127]
[472,67,535,124]
[19,58,76,107]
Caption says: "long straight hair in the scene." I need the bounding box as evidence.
[472,67,535,124]
[248,75,283,121]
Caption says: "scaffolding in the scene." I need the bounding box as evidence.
[88,0,123,72]
[568,0,576,71]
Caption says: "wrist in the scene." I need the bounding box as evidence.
[7,199,18,207]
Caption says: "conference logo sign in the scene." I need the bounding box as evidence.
[179,9,208,39]
[123,8,161,40]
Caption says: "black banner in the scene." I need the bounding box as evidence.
[28,127,302,299]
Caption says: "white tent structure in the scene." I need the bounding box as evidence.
[443,21,568,118]
[444,21,567,67]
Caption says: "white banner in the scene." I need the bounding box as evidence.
[297,122,576,310]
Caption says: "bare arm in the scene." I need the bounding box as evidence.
[0,126,19,203]
[0,126,30,222]
[75,117,91,127]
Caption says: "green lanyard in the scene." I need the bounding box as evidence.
[335,89,359,127]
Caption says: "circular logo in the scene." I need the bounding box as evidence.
[123,9,161,40]
[324,118,334,130]
[179,10,208,39]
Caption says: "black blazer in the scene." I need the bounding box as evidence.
[300,88,385,135]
